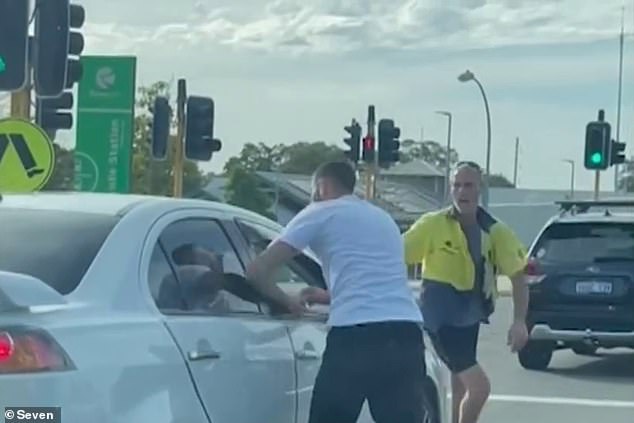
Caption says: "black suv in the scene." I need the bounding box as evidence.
[518,200,634,371]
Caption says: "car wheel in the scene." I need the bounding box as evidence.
[518,341,553,371]
[422,379,440,423]
[572,344,598,356]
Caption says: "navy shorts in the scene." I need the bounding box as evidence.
[427,324,480,374]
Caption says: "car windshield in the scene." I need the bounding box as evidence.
[534,222,634,264]
[0,208,119,295]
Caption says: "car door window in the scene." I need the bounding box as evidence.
[235,219,326,295]
[149,218,260,315]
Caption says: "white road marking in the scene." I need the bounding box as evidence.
[488,394,634,408]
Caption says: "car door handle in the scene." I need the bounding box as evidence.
[188,348,221,361]
[295,349,320,360]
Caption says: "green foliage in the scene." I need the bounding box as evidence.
[42,143,74,191]
[222,141,345,219]
[224,166,276,220]
[486,173,515,188]
[399,139,459,169]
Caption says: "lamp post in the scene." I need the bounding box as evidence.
[458,69,492,208]
[562,159,575,199]
[435,110,452,204]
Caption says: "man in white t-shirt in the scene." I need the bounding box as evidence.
[245,161,428,423]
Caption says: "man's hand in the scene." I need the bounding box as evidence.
[285,296,308,317]
[507,320,529,353]
[299,286,330,306]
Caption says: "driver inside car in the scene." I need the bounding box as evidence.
[158,244,228,311]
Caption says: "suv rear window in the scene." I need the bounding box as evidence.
[0,208,119,295]
[533,222,634,263]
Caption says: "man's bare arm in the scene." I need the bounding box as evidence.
[510,270,529,322]
[245,241,300,309]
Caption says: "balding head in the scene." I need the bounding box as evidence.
[451,161,482,216]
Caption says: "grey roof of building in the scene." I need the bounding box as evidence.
[255,171,441,219]
[380,159,444,177]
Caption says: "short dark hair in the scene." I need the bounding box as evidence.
[314,161,356,193]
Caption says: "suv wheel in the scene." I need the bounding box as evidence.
[518,341,553,370]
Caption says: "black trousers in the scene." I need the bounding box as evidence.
[308,320,429,423]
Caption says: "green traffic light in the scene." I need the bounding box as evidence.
[0,56,6,73]
[591,152,603,164]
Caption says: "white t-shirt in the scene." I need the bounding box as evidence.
[275,194,423,327]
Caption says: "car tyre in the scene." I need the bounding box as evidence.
[518,341,553,371]
[572,344,598,356]
[422,379,441,423]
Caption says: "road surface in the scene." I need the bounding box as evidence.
[478,298,634,423]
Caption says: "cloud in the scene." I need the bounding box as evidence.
[81,0,628,57]
[50,0,632,193]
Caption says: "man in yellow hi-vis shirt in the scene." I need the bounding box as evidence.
[404,161,529,423]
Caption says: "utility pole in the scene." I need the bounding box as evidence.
[614,6,625,192]
[513,137,519,187]
[172,78,186,198]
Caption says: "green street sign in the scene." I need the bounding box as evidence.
[74,56,136,193]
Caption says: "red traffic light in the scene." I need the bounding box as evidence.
[363,136,375,150]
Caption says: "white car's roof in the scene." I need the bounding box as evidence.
[0,191,272,222]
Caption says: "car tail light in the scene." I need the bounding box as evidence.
[0,327,74,374]
[525,258,546,285]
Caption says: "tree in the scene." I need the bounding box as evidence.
[486,173,515,188]
[224,166,276,220]
[42,143,74,191]
[131,81,206,197]
[617,157,634,192]
[399,139,459,169]
[222,141,345,219]
[278,141,346,174]
[223,142,285,174]
[223,141,345,176]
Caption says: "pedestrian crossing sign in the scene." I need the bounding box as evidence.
[0,118,55,192]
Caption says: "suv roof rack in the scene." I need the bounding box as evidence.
[556,199,634,215]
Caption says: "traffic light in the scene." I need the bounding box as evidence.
[0,0,29,92]
[35,92,74,141]
[584,121,611,170]
[343,120,361,162]
[185,96,221,161]
[377,118,401,165]
[362,135,375,163]
[610,140,626,166]
[33,0,85,98]
[150,96,171,160]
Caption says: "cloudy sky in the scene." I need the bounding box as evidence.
[3,0,633,191]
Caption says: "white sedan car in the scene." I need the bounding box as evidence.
[0,192,449,423]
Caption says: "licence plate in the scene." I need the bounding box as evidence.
[575,281,613,295]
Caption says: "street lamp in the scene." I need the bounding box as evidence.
[562,159,575,199]
[458,69,492,208]
[435,110,452,204]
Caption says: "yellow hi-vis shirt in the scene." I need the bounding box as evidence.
[404,206,527,302]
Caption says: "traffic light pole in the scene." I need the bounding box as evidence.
[10,88,31,120]
[172,79,186,198]
[366,105,377,200]
[594,171,600,201]
[10,52,31,120]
